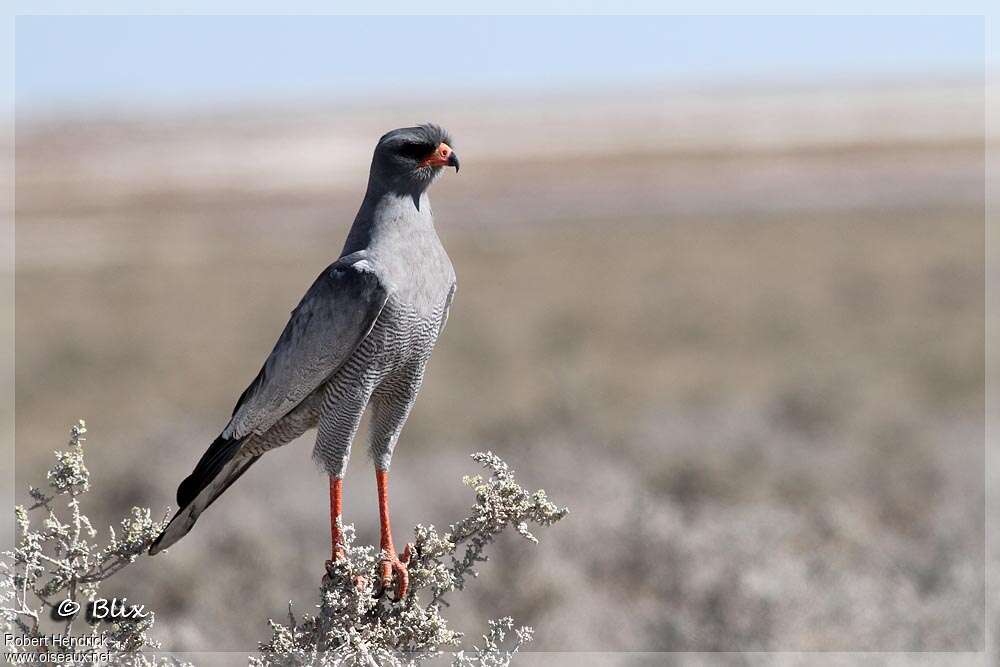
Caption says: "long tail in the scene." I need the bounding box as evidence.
[149,436,259,555]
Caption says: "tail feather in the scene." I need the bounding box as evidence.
[149,436,259,555]
[176,436,244,507]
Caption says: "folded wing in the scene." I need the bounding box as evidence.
[149,255,388,555]
[224,256,389,440]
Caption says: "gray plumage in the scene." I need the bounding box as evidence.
[150,124,458,554]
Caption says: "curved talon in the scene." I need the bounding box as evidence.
[323,546,346,573]
[324,548,352,582]
[322,559,338,584]
[377,543,413,601]
[324,555,367,591]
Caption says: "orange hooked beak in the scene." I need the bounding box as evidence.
[419,142,460,171]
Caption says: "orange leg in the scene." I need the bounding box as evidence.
[376,468,412,600]
[329,477,345,561]
[324,476,368,590]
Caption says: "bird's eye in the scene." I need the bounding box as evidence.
[397,142,432,160]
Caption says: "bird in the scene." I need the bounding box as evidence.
[149,124,460,600]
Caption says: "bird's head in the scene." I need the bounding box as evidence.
[369,124,459,195]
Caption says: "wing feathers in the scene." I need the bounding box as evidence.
[223,258,388,440]
[149,257,388,555]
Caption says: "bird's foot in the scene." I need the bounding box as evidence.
[323,545,346,574]
[376,543,413,602]
[323,547,366,590]
[322,555,342,584]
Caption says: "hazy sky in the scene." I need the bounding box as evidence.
[15,15,985,113]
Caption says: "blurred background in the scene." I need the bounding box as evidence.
[11,14,988,654]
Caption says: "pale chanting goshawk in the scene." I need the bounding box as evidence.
[149,124,460,599]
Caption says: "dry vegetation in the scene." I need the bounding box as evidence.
[2,423,564,666]
[11,81,986,656]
